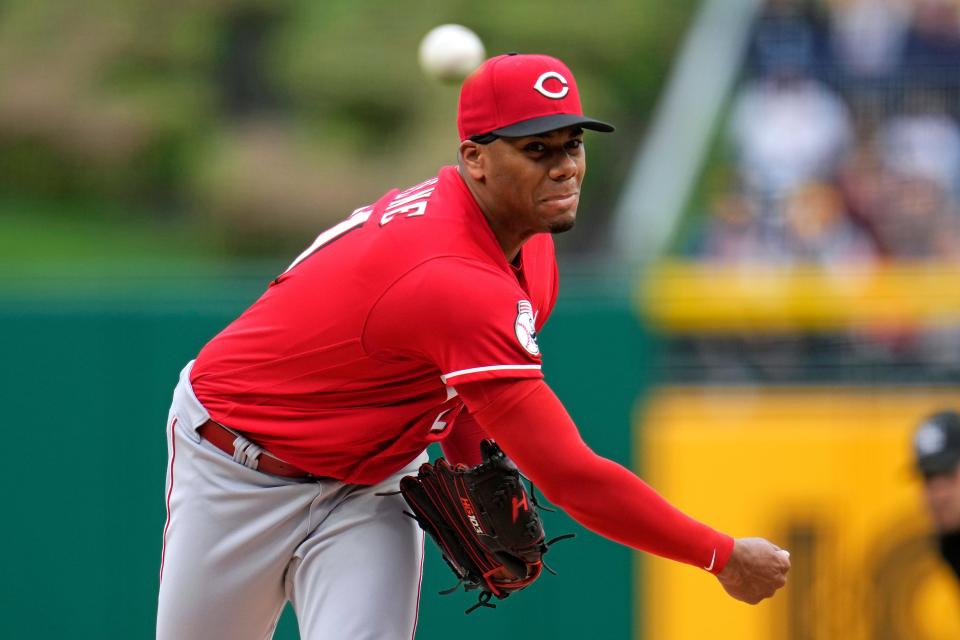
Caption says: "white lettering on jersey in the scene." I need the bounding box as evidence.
[281,175,438,274]
[284,206,374,273]
[381,186,435,226]
[387,187,435,211]
[381,200,428,225]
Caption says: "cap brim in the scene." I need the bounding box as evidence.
[917,452,960,475]
[491,113,615,137]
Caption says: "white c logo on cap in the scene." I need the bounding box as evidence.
[533,71,569,99]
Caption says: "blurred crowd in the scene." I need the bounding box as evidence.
[693,0,960,264]
[676,0,960,383]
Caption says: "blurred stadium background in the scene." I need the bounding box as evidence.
[3,0,960,637]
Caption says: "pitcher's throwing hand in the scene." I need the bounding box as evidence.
[716,537,791,604]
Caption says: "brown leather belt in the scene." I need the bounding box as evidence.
[197,419,316,479]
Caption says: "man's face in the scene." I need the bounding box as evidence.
[923,466,960,532]
[478,126,586,236]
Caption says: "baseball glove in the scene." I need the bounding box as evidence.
[397,440,571,613]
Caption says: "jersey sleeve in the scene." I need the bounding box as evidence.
[363,257,545,385]
[457,377,736,575]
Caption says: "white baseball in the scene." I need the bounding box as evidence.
[418,24,486,84]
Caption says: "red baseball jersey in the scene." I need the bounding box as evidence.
[190,166,559,484]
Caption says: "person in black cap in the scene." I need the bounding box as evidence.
[913,410,960,579]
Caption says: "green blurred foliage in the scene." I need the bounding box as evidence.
[0,0,697,261]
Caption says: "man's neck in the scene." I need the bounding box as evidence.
[458,167,525,262]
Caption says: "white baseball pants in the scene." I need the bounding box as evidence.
[156,362,428,639]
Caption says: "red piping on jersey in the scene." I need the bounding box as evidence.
[159,417,178,582]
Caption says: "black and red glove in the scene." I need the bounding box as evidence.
[398,440,568,612]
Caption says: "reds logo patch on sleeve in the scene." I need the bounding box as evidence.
[514,300,540,356]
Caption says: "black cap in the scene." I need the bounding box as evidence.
[914,410,960,475]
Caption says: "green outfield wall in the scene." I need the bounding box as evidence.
[0,272,650,639]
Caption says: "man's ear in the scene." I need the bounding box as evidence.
[459,140,486,181]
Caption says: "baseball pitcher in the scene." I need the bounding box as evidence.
[156,53,790,640]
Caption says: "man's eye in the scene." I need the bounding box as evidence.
[525,143,545,153]
[567,139,583,150]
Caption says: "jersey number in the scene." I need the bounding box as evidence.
[283,206,373,274]
[282,176,439,274]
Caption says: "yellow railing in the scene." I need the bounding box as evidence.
[639,261,960,332]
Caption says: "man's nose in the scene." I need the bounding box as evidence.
[549,152,578,181]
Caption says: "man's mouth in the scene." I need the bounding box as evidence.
[542,193,579,207]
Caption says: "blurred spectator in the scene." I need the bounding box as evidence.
[678,0,960,385]
[687,177,869,384]
[865,168,960,371]
[746,0,832,80]
[913,410,960,581]
[837,137,891,247]
[779,180,877,263]
[828,0,911,82]
[869,174,960,258]
[902,0,960,85]
[839,131,960,372]
[695,179,875,265]
[690,177,764,261]
[878,92,960,196]
[728,67,853,202]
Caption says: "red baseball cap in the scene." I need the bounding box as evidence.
[457,53,615,141]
